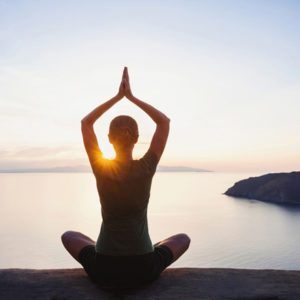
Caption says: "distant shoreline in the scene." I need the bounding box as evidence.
[0,166,212,173]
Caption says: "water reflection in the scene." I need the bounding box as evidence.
[0,172,300,270]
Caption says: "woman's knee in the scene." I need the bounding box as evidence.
[163,233,191,253]
[61,230,78,243]
[162,233,190,263]
[175,233,191,248]
[61,231,95,246]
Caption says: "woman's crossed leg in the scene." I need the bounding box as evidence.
[61,231,95,262]
[153,233,191,264]
[61,231,190,265]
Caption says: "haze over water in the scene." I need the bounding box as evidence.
[1,171,300,270]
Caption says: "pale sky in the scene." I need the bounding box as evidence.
[1,0,299,172]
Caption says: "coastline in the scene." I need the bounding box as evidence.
[1,267,300,299]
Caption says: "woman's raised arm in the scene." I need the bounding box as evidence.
[123,67,170,161]
[81,69,126,171]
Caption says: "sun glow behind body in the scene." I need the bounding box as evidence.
[101,143,116,160]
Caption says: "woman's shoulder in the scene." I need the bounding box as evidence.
[93,158,124,179]
[93,151,159,179]
[135,150,159,176]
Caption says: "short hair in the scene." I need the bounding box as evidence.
[109,115,139,146]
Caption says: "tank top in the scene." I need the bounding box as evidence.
[94,150,159,255]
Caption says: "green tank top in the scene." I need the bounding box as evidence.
[94,150,159,255]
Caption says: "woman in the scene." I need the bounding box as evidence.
[61,67,190,289]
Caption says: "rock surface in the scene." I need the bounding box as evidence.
[225,172,300,204]
[1,267,300,299]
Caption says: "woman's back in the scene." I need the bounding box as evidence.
[95,150,159,255]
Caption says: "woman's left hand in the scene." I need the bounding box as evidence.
[117,67,127,99]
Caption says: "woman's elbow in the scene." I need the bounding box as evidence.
[156,118,170,129]
[157,114,170,125]
[163,115,171,125]
[81,118,92,127]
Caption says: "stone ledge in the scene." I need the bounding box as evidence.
[1,267,300,300]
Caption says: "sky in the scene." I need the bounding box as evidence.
[0,0,299,172]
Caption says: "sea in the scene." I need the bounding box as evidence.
[1,172,300,270]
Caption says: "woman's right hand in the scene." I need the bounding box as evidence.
[123,67,134,100]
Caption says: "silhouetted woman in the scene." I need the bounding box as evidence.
[61,67,190,289]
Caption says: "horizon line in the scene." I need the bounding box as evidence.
[0,165,213,173]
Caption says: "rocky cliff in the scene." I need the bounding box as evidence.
[225,172,300,204]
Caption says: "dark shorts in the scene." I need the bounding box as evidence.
[78,244,174,289]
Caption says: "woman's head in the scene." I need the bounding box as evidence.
[108,115,139,151]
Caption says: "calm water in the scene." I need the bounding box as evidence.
[1,172,300,270]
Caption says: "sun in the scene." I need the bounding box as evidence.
[101,144,116,159]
